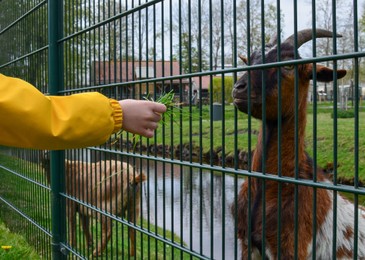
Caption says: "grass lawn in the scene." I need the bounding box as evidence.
[306,111,365,179]
[0,220,40,260]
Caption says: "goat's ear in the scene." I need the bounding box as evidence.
[312,64,347,82]
[238,54,248,64]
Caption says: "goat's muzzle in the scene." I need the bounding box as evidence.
[232,86,248,114]
[232,80,261,117]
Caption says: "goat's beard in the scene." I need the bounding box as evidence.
[233,98,263,119]
[233,98,249,112]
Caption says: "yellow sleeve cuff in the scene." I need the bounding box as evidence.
[109,99,123,133]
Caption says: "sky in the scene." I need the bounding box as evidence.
[279,0,365,38]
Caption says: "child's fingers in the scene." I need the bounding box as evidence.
[141,128,154,138]
[150,112,162,122]
[152,102,167,113]
[146,122,158,130]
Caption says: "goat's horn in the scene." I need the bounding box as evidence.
[268,34,278,46]
[283,28,342,48]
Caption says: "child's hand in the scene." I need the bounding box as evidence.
[118,99,167,138]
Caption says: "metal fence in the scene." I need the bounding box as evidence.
[0,0,365,259]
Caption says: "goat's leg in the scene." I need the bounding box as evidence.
[127,219,137,257]
[79,213,93,247]
[66,201,77,248]
[233,181,260,260]
[127,191,141,257]
[93,216,112,256]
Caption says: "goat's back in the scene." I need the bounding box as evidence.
[65,160,145,216]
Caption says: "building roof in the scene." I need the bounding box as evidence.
[192,76,211,90]
[92,60,189,85]
[92,61,135,84]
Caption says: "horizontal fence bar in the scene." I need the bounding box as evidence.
[0,0,47,36]
[0,196,52,238]
[58,0,163,43]
[57,243,87,260]
[0,165,51,191]
[61,190,211,259]
[0,46,48,70]
[58,51,365,94]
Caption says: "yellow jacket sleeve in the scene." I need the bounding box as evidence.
[0,74,123,150]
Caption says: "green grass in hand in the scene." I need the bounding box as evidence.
[111,90,176,146]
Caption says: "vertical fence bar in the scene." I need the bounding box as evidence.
[260,0,267,256]
[276,1,282,258]
[219,2,226,259]
[332,1,339,257]
[246,0,253,257]
[292,1,300,258]
[353,1,360,257]
[232,0,239,259]
[208,1,215,258]
[48,0,66,259]
[311,2,318,258]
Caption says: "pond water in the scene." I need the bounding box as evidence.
[139,160,244,260]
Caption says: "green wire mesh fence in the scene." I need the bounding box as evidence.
[0,0,365,259]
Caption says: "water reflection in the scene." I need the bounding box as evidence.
[140,160,244,260]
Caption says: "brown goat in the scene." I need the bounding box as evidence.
[41,152,146,257]
[232,28,365,259]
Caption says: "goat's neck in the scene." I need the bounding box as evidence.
[252,104,308,178]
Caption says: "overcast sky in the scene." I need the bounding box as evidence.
[280,0,365,38]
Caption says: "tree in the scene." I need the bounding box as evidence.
[309,0,360,94]
[170,0,282,73]
[171,0,209,73]
[308,0,352,66]
[359,2,365,82]
[0,1,48,91]
[210,0,225,71]
[236,0,284,59]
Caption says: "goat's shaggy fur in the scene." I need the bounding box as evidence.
[41,153,145,257]
[232,28,365,259]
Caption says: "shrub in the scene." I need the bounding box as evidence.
[331,109,355,119]
[211,76,234,104]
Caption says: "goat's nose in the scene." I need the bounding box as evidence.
[234,81,246,90]
[233,73,248,90]
[232,82,247,99]
[232,77,247,95]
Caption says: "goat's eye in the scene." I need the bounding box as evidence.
[283,65,294,70]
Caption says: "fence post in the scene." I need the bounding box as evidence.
[48,0,66,259]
